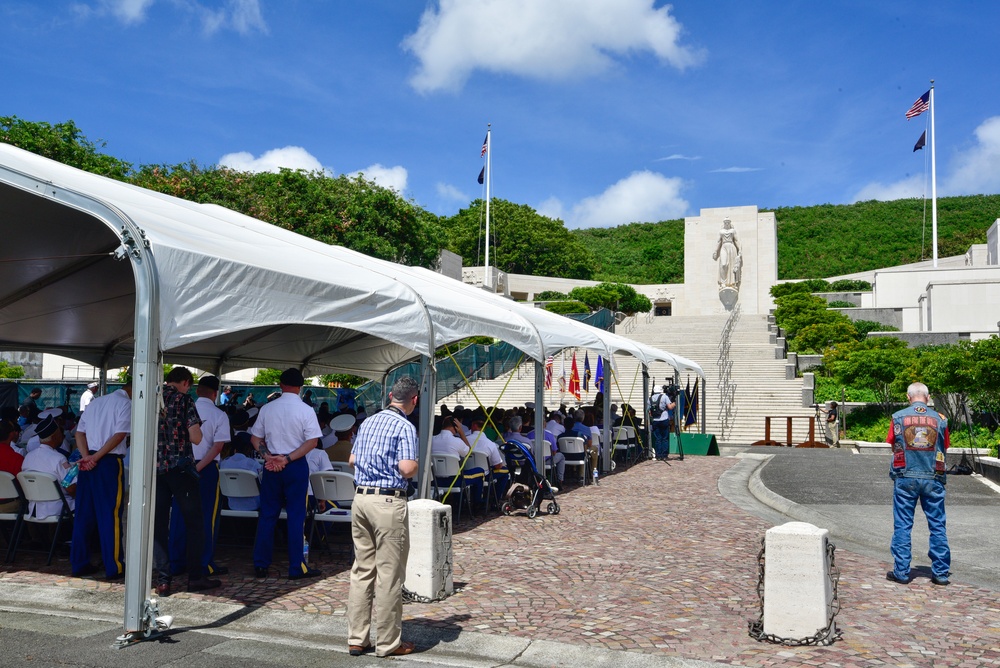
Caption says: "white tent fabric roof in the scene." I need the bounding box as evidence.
[0,142,702,379]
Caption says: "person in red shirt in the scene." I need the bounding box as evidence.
[0,421,25,513]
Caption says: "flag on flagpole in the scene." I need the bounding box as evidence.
[480,133,489,157]
[544,356,553,390]
[477,166,485,184]
[913,130,926,152]
[905,90,930,120]
[686,378,699,427]
[583,353,591,393]
[558,354,567,393]
[595,356,604,393]
[569,352,581,401]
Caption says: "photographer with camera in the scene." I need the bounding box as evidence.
[649,384,677,461]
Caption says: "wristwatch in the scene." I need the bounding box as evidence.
[285,454,292,464]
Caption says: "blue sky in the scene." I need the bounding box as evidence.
[3,0,999,229]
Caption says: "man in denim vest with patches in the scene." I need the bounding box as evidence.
[885,382,951,586]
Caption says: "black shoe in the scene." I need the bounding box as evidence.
[348,644,371,656]
[253,566,269,578]
[288,568,322,580]
[209,565,229,576]
[886,571,911,585]
[72,563,99,577]
[187,577,222,593]
[104,570,126,581]
[931,575,950,586]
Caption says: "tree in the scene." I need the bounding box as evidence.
[535,290,569,301]
[0,115,133,179]
[792,320,858,354]
[827,338,914,415]
[320,373,368,388]
[568,283,652,314]
[440,199,595,279]
[544,300,590,315]
[903,344,976,425]
[0,360,25,379]
[252,368,283,385]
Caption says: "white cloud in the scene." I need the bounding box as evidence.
[563,171,688,229]
[351,164,408,193]
[218,146,325,173]
[944,116,1000,195]
[709,166,763,173]
[436,183,468,202]
[103,0,153,23]
[402,0,704,93]
[853,116,1000,202]
[99,0,267,34]
[656,154,700,161]
[536,196,566,221]
[852,174,923,202]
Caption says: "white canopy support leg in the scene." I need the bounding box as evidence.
[417,355,436,499]
[534,359,546,468]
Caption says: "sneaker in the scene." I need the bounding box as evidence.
[931,575,950,586]
[886,571,911,585]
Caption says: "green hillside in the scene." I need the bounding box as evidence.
[574,196,999,282]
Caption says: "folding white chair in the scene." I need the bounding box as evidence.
[431,453,473,522]
[327,461,356,476]
[612,426,632,468]
[0,471,26,563]
[466,450,497,510]
[308,471,354,553]
[557,436,588,484]
[15,471,74,565]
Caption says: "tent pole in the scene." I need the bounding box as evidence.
[601,359,611,473]
[701,372,706,435]
[534,359,546,471]
[119,223,163,642]
[417,355,436,499]
[642,366,650,460]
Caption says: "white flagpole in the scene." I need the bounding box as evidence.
[929,81,938,268]
[484,124,492,289]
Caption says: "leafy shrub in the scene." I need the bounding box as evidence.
[535,290,568,301]
[814,376,880,403]
[829,279,872,291]
[0,360,25,379]
[827,300,857,308]
[544,300,590,315]
[568,282,651,314]
[853,320,898,338]
[793,320,859,354]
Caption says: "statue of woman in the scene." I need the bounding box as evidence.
[712,218,742,289]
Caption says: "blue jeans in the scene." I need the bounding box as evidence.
[652,421,671,458]
[891,476,950,579]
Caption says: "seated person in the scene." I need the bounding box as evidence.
[322,413,356,463]
[219,433,262,511]
[469,415,509,502]
[561,410,594,482]
[545,411,566,437]
[0,422,25,514]
[431,415,484,508]
[21,415,75,519]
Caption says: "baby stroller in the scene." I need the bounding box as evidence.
[501,440,560,518]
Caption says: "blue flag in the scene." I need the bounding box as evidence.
[595,356,604,394]
[583,353,591,392]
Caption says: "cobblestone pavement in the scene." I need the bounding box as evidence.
[3,456,999,667]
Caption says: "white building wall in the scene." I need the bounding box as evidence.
[926,280,1000,333]
[873,266,1000,309]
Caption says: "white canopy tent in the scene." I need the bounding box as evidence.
[0,142,703,641]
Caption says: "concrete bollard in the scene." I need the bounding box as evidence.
[405,499,454,601]
[763,522,834,642]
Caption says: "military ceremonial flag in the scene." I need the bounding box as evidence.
[595,356,604,393]
[558,354,567,393]
[569,351,581,401]
[544,356,553,390]
[686,377,699,427]
[583,353,591,393]
[913,130,926,152]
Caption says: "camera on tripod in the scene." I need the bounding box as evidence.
[662,383,680,400]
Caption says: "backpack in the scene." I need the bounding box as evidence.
[648,393,664,419]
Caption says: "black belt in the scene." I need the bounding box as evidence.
[89,452,125,458]
[356,486,407,498]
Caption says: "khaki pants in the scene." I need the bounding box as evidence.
[347,493,409,656]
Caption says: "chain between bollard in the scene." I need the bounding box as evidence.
[402,583,463,604]
[748,537,842,646]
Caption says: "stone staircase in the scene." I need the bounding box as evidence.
[441,309,818,446]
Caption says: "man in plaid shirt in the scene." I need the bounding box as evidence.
[152,366,219,596]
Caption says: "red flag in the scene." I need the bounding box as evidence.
[569,351,581,401]
[544,356,553,390]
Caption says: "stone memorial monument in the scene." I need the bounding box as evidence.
[679,205,777,315]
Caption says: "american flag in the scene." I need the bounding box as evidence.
[480,133,488,157]
[905,90,929,120]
